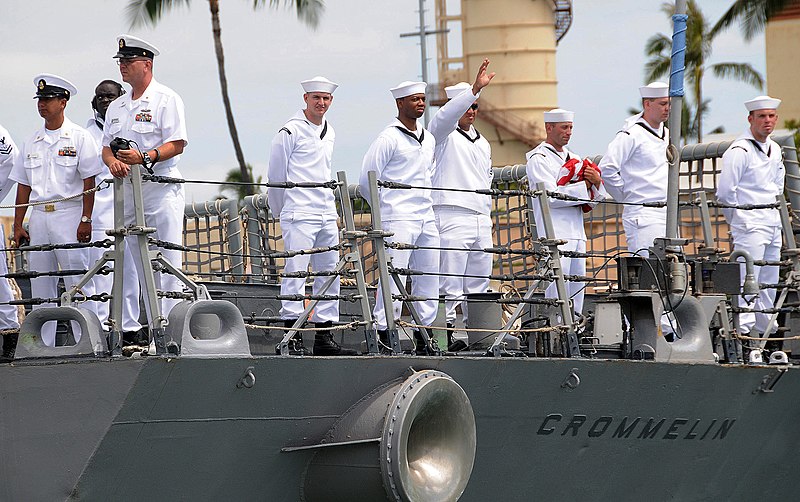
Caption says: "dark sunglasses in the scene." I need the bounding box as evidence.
[470,103,479,111]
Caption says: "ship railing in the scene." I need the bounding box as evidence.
[179,133,798,297]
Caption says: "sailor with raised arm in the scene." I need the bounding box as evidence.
[10,75,103,347]
[716,95,785,344]
[0,124,21,361]
[600,82,670,257]
[526,109,605,317]
[428,59,495,344]
[268,76,355,356]
[360,81,438,355]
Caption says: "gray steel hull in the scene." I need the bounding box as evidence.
[1,355,796,501]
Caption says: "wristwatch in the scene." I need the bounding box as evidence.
[80,215,92,224]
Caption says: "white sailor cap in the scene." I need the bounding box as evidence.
[301,76,338,94]
[390,81,427,99]
[115,34,160,59]
[639,81,669,98]
[543,108,574,123]
[444,82,471,99]
[33,73,77,100]
[745,95,781,112]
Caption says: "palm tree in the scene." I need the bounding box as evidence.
[126,0,324,195]
[710,0,792,40]
[644,0,764,143]
[219,165,263,201]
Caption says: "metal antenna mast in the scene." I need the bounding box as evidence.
[400,0,447,124]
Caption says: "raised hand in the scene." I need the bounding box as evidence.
[472,59,496,94]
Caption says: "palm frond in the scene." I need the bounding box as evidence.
[126,0,191,29]
[259,0,325,29]
[710,63,765,90]
[710,0,791,40]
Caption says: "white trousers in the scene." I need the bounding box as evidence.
[434,207,493,324]
[0,225,19,330]
[623,215,666,258]
[29,206,94,346]
[124,176,185,323]
[279,212,340,323]
[731,224,782,337]
[87,227,142,332]
[374,218,440,330]
[544,239,587,316]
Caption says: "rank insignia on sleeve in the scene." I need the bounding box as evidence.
[135,112,152,122]
[58,146,77,157]
[0,137,10,155]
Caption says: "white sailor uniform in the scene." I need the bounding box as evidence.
[86,120,141,332]
[103,79,188,320]
[428,88,493,325]
[600,117,669,257]
[0,125,21,331]
[268,111,340,323]
[717,130,785,337]
[360,120,439,330]
[526,143,605,315]
[10,118,104,346]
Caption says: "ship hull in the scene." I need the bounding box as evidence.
[1,355,797,501]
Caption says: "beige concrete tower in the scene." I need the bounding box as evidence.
[434,0,572,166]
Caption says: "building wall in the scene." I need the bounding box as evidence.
[766,3,800,124]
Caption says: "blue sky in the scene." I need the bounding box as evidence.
[0,0,768,206]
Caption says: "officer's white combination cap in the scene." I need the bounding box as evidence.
[444,82,472,99]
[390,81,427,99]
[745,95,781,111]
[543,108,574,123]
[33,73,77,99]
[115,34,161,59]
[639,81,669,98]
[301,76,338,94]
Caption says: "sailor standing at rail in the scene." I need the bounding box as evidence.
[600,82,670,257]
[360,81,439,355]
[268,76,355,356]
[428,59,495,343]
[11,75,103,347]
[0,123,21,361]
[716,95,785,345]
[526,109,605,317]
[85,80,144,344]
[102,35,188,327]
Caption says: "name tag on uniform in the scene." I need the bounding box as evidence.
[58,146,77,157]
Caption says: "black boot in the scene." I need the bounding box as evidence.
[1,332,18,362]
[275,319,310,355]
[377,329,392,354]
[413,330,434,356]
[445,322,466,352]
[313,321,357,356]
